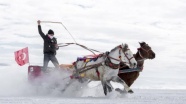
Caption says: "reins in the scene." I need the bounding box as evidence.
[58,42,102,55]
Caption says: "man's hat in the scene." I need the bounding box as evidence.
[48,29,54,34]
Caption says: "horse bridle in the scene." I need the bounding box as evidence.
[105,45,134,69]
[120,46,134,66]
[138,45,152,60]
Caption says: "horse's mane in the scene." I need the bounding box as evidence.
[110,44,128,52]
[110,45,120,52]
[140,42,146,46]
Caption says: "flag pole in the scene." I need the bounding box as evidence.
[28,47,30,66]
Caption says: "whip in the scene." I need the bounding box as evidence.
[41,21,77,43]
[40,21,101,55]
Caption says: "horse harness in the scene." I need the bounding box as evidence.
[119,46,148,73]
[73,62,103,80]
[73,45,134,80]
[138,45,152,60]
[119,54,144,74]
[105,45,134,69]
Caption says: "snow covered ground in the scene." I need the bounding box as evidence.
[0,68,186,104]
[1,0,186,103]
[1,89,186,104]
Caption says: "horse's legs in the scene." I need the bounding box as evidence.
[101,80,107,95]
[61,79,75,92]
[112,76,133,93]
[106,80,113,92]
[101,78,114,95]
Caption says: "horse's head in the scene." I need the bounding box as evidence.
[120,43,137,68]
[138,42,156,60]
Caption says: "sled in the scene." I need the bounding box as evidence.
[28,64,71,80]
[28,63,84,81]
[118,67,141,74]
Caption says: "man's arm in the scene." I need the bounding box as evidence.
[37,20,45,39]
[55,38,59,50]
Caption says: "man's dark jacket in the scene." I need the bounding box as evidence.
[38,25,58,55]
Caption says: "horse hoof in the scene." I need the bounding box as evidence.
[128,89,134,93]
[115,88,122,92]
[61,89,66,92]
[104,89,107,96]
[104,91,107,96]
[115,88,126,94]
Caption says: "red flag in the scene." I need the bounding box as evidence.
[14,47,29,66]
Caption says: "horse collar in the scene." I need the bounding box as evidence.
[105,57,120,69]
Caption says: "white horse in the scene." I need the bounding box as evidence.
[72,43,137,95]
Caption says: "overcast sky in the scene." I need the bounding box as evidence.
[0,0,186,96]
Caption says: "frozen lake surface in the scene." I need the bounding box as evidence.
[0,89,186,104]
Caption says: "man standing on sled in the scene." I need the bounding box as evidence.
[37,20,59,72]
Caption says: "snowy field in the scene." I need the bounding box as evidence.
[1,89,186,104]
[1,0,186,103]
[0,68,186,104]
